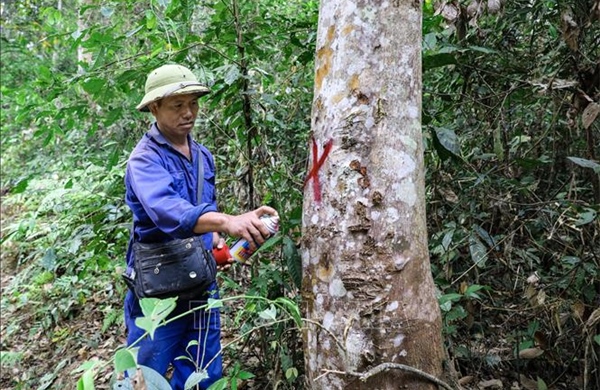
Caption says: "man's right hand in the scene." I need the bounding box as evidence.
[194,206,279,249]
[223,206,278,249]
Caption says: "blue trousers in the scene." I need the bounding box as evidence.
[124,283,223,390]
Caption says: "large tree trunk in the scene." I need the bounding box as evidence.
[301,1,445,389]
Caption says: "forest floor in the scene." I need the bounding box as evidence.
[2,257,597,390]
[0,258,123,389]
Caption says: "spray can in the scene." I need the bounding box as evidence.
[230,215,279,263]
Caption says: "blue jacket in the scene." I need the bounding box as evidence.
[124,123,217,269]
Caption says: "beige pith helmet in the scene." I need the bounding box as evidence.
[136,64,210,112]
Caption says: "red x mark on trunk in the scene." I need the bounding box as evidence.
[304,137,333,203]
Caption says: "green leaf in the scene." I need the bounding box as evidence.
[567,157,600,173]
[114,348,137,374]
[467,45,498,54]
[594,334,600,346]
[472,224,495,249]
[574,209,597,226]
[432,127,461,161]
[73,360,102,390]
[257,234,281,252]
[135,298,177,339]
[82,78,106,95]
[464,284,485,299]
[441,229,454,251]
[275,297,302,327]
[207,298,223,310]
[283,236,302,289]
[184,370,209,390]
[423,53,457,71]
[206,377,228,390]
[224,65,241,85]
[145,11,157,30]
[285,367,298,380]
[11,177,30,194]
[237,370,255,380]
[100,6,113,18]
[537,377,548,390]
[41,248,57,271]
[77,370,95,390]
[259,304,277,321]
[469,234,488,268]
[125,365,172,389]
[440,293,463,303]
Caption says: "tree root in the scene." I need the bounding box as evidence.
[318,362,457,390]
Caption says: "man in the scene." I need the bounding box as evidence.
[124,63,277,389]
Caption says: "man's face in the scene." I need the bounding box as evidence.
[149,93,200,140]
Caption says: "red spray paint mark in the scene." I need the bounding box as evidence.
[304,137,333,203]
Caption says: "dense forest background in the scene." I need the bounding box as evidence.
[1,0,598,389]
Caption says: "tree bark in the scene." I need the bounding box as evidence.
[301,1,445,389]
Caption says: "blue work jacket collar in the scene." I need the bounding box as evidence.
[147,122,194,152]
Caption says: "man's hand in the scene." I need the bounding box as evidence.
[222,206,278,249]
[194,206,279,251]
[212,232,233,270]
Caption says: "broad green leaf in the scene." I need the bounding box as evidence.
[184,370,209,390]
[224,65,241,85]
[285,367,298,380]
[206,377,228,390]
[41,248,57,271]
[440,301,452,313]
[38,65,52,82]
[114,348,137,374]
[237,370,255,380]
[136,297,177,338]
[77,370,95,390]
[125,365,171,390]
[561,256,580,266]
[574,208,597,226]
[432,127,461,161]
[423,53,457,71]
[82,78,105,95]
[473,224,495,249]
[594,335,600,346]
[145,11,157,30]
[259,304,277,321]
[257,234,281,252]
[11,177,29,194]
[73,360,102,390]
[446,305,467,321]
[537,377,548,390]
[439,293,462,311]
[567,157,600,173]
[100,6,113,18]
[467,45,498,54]
[207,298,223,310]
[464,284,485,299]
[441,229,454,251]
[283,236,302,289]
[469,234,488,268]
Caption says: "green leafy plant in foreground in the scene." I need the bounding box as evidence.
[74,295,303,390]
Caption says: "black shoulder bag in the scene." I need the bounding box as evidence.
[123,152,217,300]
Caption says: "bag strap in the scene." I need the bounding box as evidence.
[197,149,204,205]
